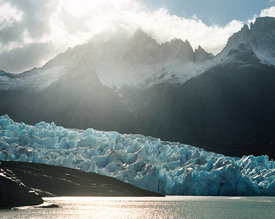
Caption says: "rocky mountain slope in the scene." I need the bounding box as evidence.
[0,161,161,197]
[0,162,43,208]
[0,17,275,159]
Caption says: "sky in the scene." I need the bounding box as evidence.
[138,0,274,25]
[0,0,274,73]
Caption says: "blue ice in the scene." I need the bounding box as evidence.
[0,115,274,195]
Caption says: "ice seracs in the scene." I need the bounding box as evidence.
[0,115,274,196]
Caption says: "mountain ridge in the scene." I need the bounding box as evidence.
[0,26,215,90]
[221,17,275,66]
[1,17,274,91]
[0,16,275,159]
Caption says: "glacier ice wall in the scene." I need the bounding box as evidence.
[0,115,274,195]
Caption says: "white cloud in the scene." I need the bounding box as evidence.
[260,6,275,17]
[247,6,275,26]
[114,9,243,54]
[0,2,22,24]
[0,0,247,73]
[49,1,243,54]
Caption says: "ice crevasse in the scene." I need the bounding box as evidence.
[0,115,274,195]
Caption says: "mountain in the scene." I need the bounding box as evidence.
[222,16,275,66]
[0,162,43,208]
[1,161,161,197]
[0,55,136,133]
[0,17,275,159]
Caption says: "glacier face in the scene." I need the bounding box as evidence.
[0,115,275,196]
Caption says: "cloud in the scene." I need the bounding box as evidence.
[0,0,264,73]
[0,0,65,73]
[8,0,57,38]
[0,2,23,44]
[50,0,243,54]
[260,6,275,17]
[247,6,275,24]
[114,9,243,54]
[0,42,56,73]
[0,0,56,46]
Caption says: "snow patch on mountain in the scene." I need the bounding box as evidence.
[0,65,66,92]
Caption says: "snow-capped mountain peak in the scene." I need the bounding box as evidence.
[221,17,275,66]
[1,17,275,161]
[83,29,215,88]
[130,29,157,45]
[1,17,274,92]
[194,45,214,62]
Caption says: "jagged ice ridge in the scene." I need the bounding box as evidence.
[0,115,275,195]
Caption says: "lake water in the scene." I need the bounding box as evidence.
[1,196,275,218]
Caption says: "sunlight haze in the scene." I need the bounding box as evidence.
[0,0,274,73]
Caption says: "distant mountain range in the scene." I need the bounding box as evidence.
[0,17,275,159]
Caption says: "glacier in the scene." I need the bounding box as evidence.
[0,115,274,196]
